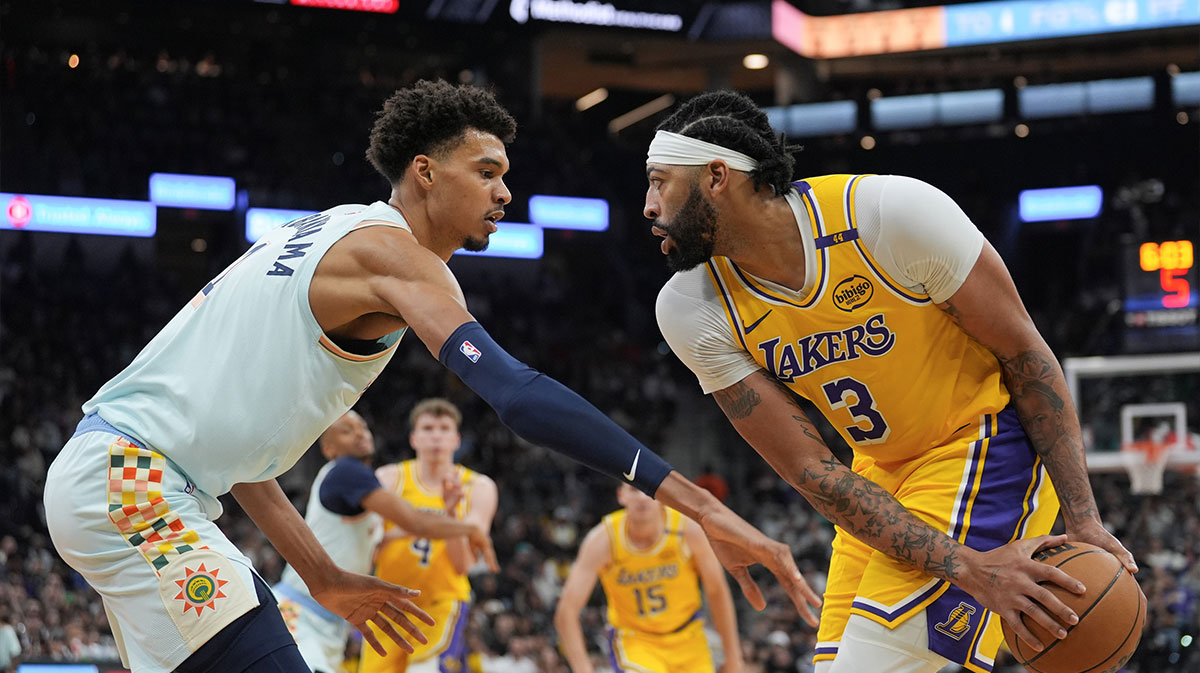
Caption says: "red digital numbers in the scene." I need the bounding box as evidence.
[1139,241,1194,309]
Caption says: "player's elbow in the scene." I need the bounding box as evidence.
[553,599,580,627]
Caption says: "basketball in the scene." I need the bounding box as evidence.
[1001,542,1146,673]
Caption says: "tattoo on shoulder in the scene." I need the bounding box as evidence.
[941,301,965,326]
[714,380,761,420]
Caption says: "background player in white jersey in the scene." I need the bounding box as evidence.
[275,410,497,673]
[555,483,744,673]
[642,91,1134,673]
[363,398,498,673]
[43,80,819,673]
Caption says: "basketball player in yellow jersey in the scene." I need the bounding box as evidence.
[555,484,744,673]
[362,399,498,673]
[642,91,1137,673]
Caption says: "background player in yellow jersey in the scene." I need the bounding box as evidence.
[274,411,497,673]
[555,484,744,673]
[362,398,498,673]
[642,91,1136,673]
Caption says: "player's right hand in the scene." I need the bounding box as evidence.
[311,569,436,657]
[959,534,1086,652]
[468,523,500,572]
[442,476,465,512]
[697,504,822,625]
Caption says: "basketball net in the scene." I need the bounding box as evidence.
[1121,439,1170,495]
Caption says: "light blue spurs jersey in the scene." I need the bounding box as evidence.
[84,201,409,498]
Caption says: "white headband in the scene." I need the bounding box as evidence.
[646,130,759,172]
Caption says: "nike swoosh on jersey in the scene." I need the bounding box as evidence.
[743,309,773,335]
[623,449,641,482]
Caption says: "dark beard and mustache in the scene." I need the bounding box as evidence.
[660,184,718,272]
[461,235,489,252]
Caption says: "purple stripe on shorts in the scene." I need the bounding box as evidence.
[606,627,625,673]
[926,406,1043,670]
[952,414,991,541]
[438,602,471,673]
[850,579,946,621]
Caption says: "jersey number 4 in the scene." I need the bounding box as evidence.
[410,538,433,567]
[821,377,890,445]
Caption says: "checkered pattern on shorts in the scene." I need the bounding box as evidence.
[106,439,205,573]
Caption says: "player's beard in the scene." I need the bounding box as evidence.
[461,234,489,252]
[663,184,718,272]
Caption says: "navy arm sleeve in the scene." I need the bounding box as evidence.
[438,322,674,495]
[318,457,384,516]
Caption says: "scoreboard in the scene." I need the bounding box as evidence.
[1124,239,1198,330]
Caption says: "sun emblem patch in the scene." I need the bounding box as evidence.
[174,563,229,616]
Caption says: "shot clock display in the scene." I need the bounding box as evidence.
[1124,239,1198,329]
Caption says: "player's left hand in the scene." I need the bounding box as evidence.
[696,505,822,625]
[311,569,436,657]
[1067,519,1138,574]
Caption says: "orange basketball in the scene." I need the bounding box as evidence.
[1001,542,1146,673]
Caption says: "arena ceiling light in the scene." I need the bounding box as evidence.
[742,53,769,70]
[608,94,675,134]
[575,88,609,112]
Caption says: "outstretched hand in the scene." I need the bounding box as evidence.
[697,504,822,626]
[467,523,500,573]
[960,534,1085,652]
[311,569,435,657]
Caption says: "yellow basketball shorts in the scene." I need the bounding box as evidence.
[359,599,469,673]
[606,617,714,673]
[814,408,1060,673]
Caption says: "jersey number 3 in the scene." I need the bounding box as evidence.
[821,377,890,445]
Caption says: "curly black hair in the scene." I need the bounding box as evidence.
[655,90,800,196]
[367,79,517,184]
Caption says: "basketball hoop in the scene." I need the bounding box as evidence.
[1121,440,1170,495]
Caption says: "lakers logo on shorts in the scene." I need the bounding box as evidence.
[173,563,228,616]
[934,601,977,640]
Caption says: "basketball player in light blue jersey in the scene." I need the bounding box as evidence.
[44,80,821,673]
[275,410,497,673]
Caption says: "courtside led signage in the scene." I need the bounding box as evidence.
[1,193,156,237]
[529,195,610,231]
[246,208,318,242]
[455,222,544,259]
[150,173,237,210]
[1018,186,1102,222]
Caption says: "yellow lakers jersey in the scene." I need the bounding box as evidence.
[705,174,1009,464]
[599,508,702,635]
[373,460,473,606]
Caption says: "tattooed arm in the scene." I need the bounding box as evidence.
[938,241,1136,573]
[713,370,1083,649]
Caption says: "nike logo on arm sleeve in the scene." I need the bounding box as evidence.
[623,449,641,482]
